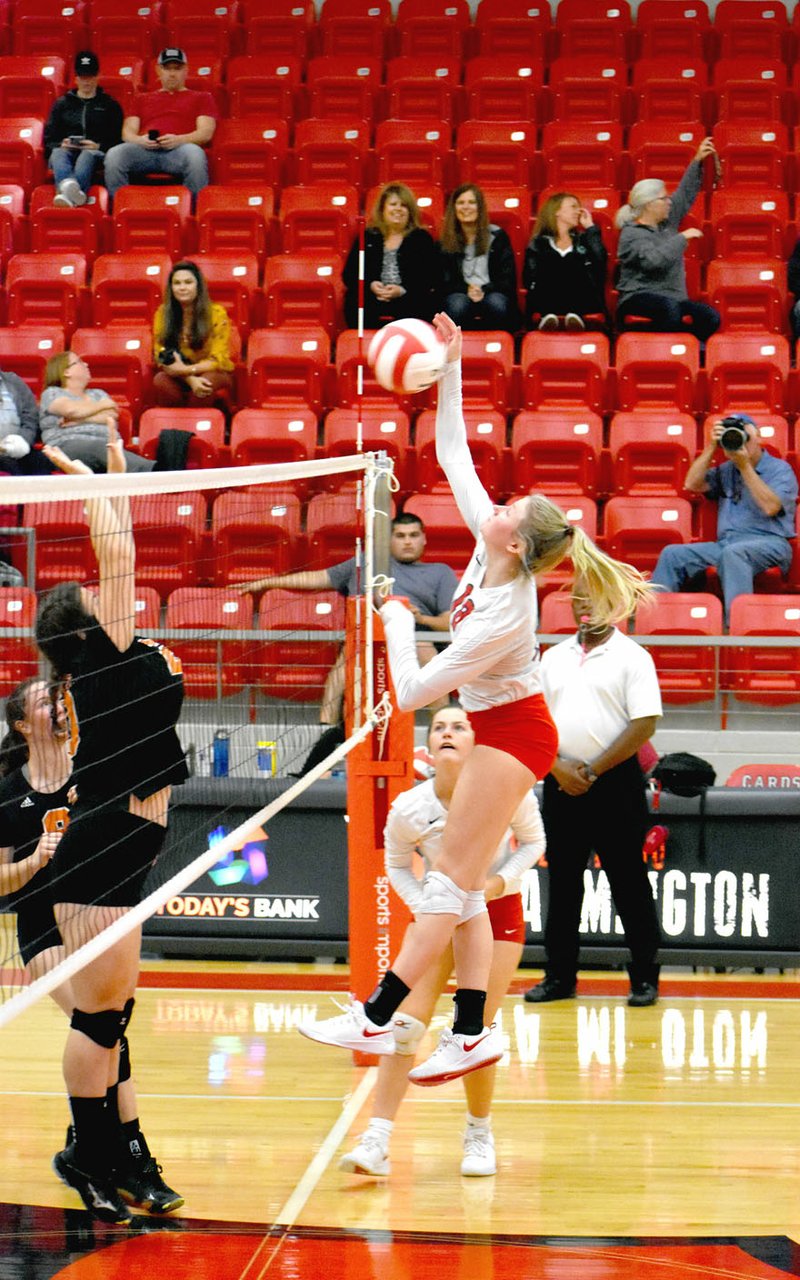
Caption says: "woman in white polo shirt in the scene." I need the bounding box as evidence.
[525,579,663,1008]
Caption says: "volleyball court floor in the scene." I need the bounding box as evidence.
[1,960,800,1280]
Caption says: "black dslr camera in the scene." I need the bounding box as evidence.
[718,415,750,452]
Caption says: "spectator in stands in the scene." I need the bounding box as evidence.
[43,51,123,209]
[237,513,459,767]
[651,414,797,623]
[151,260,234,411]
[103,48,217,204]
[40,352,153,473]
[788,234,800,340]
[523,193,608,331]
[343,182,438,330]
[615,139,720,341]
[439,184,519,333]
[0,369,53,476]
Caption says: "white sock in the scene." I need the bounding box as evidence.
[465,1113,491,1132]
[366,1117,393,1140]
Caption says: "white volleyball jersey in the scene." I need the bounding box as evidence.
[384,777,546,913]
[381,360,542,712]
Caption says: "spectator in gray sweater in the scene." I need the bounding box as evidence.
[615,138,720,340]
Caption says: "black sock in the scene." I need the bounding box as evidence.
[106,1082,120,1135]
[364,970,411,1026]
[69,1096,110,1174]
[452,988,487,1036]
[120,1118,149,1162]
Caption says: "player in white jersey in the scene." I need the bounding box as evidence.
[301,312,652,1086]
[339,706,544,1179]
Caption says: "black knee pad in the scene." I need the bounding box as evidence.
[121,996,135,1035]
[70,1006,129,1050]
[118,1034,132,1083]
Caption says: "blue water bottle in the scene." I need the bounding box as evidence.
[212,729,230,777]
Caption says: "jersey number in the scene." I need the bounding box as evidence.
[42,806,69,836]
[450,584,475,630]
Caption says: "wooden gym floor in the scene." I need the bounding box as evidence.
[1,961,800,1279]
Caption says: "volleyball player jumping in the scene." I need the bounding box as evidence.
[301,312,652,1085]
[0,676,184,1219]
[34,435,188,1223]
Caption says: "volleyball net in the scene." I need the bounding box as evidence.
[0,450,397,1026]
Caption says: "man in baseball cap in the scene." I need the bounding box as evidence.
[103,48,218,204]
[43,50,123,207]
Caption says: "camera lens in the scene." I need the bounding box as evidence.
[719,424,748,452]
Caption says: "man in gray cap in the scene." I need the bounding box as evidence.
[43,50,123,207]
[651,413,798,621]
[103,49,218,203]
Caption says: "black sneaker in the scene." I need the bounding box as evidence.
[52,1148,133,1225]
[117,1156,184,1215]
[523,977,577,1004]
[628,982,659,1007]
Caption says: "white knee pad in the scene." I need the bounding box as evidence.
[458,889,489,925]
[417,870,468,916]
[391,1012,427,1056]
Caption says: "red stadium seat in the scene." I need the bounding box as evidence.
[211,488,302,584]
[129,492,208,596]
[196,185,275,267]
[164,16,236,64]
[374,120,454,189]
[195,253,261,338]
[457,120,538,188]
[0,326,63,394]
[263,254,343,338]
[292,118,371,188]
[395,0,471,58]
[305,55,381,122]
[225,55,301,121]
[402,492,475,573]
[92,15,164,65]
[211,120,289,188]
[464,55,542,124]
[137,407,226,468]
[713,57,788,125]
[11,12,85,60]
[258,589,346,703]
[22,499,94,589]
[608,412,696,496]
[539,591,580,638]
[386,55,462,123]
[322,407,411,488]
[712,122,788,190]
[635,0,711,62]
[0,55,64,116]
[705,333,790,414]
[709,191,790,261]
[631,58,707,123]
[633,591,723,704]
[318,0,392,59]
[541,121,622,189]
[705,259,787,333]
[414,407,506,499]
[603,495,694,576]
[481,185,533,264]
[5,253,86,334]
[71,326,151,418]
[0,586,38,695]
[0,118,45,194]
[278,184,359,257]
[112,186,192,256]
[627,121,707,188]
[615,334,701,413]
[90,253,171,328]
[548,56,627,124]
[520,332,610,413]
[714,0,788,61]
[235,0,314,59]
[510,410,603,498]
[306,488,366,567]
[726,594,800,706]
[335,328,409,411]
[132,585,165,630]
[474,0,550,59]
[165,586,256,699]
[28,185,109,266]
[554,0,632,59]
[459,331,515,414]
[229,406,318,476]
[246,327,330,415]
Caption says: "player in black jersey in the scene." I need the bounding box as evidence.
[33,434,188,1225]
[0,675,184,1221]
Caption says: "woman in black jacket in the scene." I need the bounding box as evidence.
[524,193,608,331]
[439,183,519,333]
[43,50,124,208]
[343,182,438,330]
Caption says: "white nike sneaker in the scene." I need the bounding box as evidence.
[298,996,395,1055]
[339,1130,391,1177]
[461,1127,497,1177]
[408,1024,502,1086]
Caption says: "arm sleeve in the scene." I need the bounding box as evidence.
[494,791,546,897]
[434,359,494,537]
[522,239,536,291]
[667,158,703,227]
[205,305,234,372]
[767,459,799,512]
[583,225,608,283]
[327,557,356,595]
[625,647,663,720]
[384,804,425,912]
[99,97,124,151]
[8,375,39,446]
[487,227,518,300]
[618,224,687,275]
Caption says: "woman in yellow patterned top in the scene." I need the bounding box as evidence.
[152,260,234,410]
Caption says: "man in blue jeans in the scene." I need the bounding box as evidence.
[43,51,123,208]
[651,413,798,622]
[103,49,218,205]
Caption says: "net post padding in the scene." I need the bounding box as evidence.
[344,598,414,1065]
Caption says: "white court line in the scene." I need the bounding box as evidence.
[272,1067,377,1227]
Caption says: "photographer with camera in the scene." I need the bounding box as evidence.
[151,260,234,412]
[651,413,797,621]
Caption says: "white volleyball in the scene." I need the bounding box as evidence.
[368,318,447,395]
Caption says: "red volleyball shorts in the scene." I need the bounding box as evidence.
[487,892,525,945]
[468,692,558,780]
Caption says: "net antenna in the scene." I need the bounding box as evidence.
[0,450,395,1029]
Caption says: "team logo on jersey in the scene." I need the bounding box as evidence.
[20,796,33,808]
